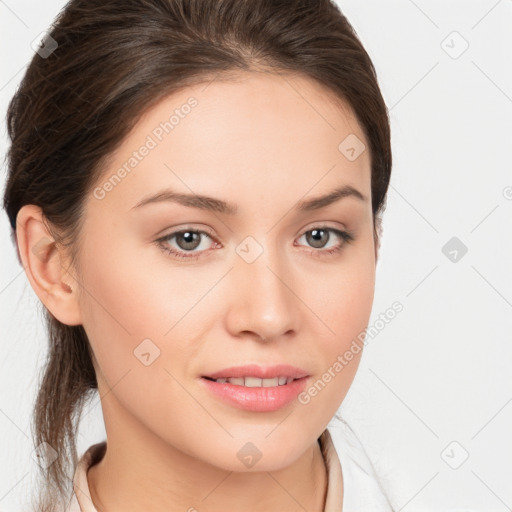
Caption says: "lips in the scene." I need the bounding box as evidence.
[204,376,296,387]
[202,364,309,380]
[200,372,310,412]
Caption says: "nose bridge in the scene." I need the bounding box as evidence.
[228,235,299,340]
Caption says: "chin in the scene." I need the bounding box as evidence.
[202,434,311,473]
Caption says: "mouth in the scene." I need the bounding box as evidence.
[202,375,302,387]
[199,364,310,411]
[201,363,309,383]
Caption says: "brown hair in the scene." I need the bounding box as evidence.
[3,0,392,509]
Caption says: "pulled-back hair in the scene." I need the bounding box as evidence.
[2,0,391,509]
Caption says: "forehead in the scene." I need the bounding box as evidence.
[88,69,371,216]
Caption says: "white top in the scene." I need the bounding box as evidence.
[66,420,393,511]
[328,420,394,511]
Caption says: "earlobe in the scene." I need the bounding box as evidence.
[15,205,82,326]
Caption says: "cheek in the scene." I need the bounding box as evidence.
[317,241,376,344]
[75,232,169,381]
[78,225,186,333]
[76,241,204,431]
[76,230,219,385]
[298,269,374,429]
[311,238,375,397]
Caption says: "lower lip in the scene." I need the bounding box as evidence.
[200,376,309,412]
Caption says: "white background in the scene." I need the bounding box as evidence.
[1,1,511,510]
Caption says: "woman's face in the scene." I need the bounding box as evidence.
[73,70,376,471]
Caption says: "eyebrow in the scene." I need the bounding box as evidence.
[131,184,367,214]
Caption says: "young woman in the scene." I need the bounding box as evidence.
[3,0,393,510]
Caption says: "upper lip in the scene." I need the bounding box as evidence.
[203,364,309,380]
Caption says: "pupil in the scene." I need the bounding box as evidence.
[179,231,200,250]
[308,229,327,248]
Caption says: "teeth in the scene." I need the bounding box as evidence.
[245,377,264,387]
[213,376,296,387]
[262,377,279,387]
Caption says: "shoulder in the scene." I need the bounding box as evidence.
[326,420,394,512]
[67,441,106,512]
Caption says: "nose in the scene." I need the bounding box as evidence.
[224,246,301,343]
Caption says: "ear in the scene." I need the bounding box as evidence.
[15,204,82,326]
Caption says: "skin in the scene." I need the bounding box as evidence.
[17,69,377,511]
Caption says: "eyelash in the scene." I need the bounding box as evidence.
[155,225,355,261]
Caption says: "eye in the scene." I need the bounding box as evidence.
[295,226,354,257]
[155,225,355,261]
[156,229,218,260]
